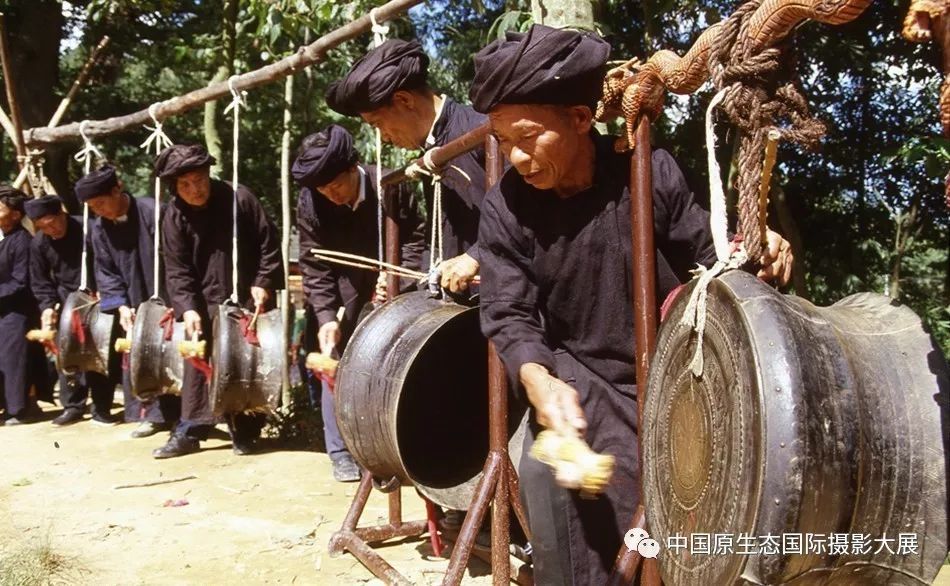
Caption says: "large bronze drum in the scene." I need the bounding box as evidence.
[130,298,184,400]
[643,270,949,585]
[56,290,114,376]
[209,303,285,415]
[334,291,526,511]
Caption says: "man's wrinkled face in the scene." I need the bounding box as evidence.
[316,166,361,207]
[175,168,212,207]
[360,91,428,149]
[0,201,21,232]
[489,104,592,192]
[34,212,68,240]
[85,183,127,220]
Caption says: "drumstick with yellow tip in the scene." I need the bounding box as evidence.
[530,430,615,495]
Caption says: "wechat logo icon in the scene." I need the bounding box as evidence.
[624,528,661,559]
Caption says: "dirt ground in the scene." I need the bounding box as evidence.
[2,399,948,586]
[0,399,498,586]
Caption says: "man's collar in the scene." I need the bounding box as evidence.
[351,166,368,211]
[424,94,449,148]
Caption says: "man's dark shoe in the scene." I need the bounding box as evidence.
[91,411,119,427]
[152,435,200,459]
[332,454,361,482]
[130,421,166,439]
[52,408,84,426]
[232,439,256,456]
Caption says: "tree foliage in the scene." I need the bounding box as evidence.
[0,0,946,353]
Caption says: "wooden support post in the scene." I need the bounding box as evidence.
[0,13,31,194]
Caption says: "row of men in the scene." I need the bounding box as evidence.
[0,24,794,584]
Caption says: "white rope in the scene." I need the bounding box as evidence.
[404,148,447,287]
[224,76,247,303]
[369,7,389,272]
[705,88,731,263]
[141,102,174,299]
[679,88,753,379]
[75,120,101,291]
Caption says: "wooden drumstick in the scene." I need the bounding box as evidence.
[305,352,338,376]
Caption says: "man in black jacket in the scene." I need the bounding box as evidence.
[327,39,489,293]
[156,144,284,458]
[26,194,115,426]
[293,123,425,481]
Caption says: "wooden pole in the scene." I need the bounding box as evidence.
[279,74,293,409]
[47,36,111,128]
[0,12,31,194]
[24,0,423,146]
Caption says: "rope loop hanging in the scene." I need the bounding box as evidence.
[369,7,389,272]
[141,101,174,299]
[75,120,102,291]
[225,76,246,304]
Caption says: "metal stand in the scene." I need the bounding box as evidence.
[328,136,531,585]
[608,119,662,585]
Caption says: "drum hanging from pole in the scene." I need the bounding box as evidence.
[334,291,527,511]
[56,289,114,376]
[130,298,184,400]
[643,270,949,585]
[209,303,285,416]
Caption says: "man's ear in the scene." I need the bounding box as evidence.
[567,105,595,135]
[391,90,415,110]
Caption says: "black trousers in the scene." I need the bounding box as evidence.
[59,370,113,414]
[519,351,640,586]
[0,312,30,417]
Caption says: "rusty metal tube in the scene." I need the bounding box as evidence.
[380,123,490,186]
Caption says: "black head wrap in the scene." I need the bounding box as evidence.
[24,195,64,220]
[0,185,28,213]
[154,144,216,179]
[326,39,430,115]
[74,165,119,202]
[292,125,359,188]
[470,24,610,113]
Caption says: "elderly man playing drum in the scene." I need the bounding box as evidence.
[470,25,793,584]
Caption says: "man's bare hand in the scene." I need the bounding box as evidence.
[250,286,270,307]
[439,253,479,293]
[118,305,135,333]
[519,362,587,437]
[318,321,341,356]
[183,310,203,339]
[41,307,57,331]
[757,229,794,287]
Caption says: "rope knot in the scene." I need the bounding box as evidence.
[140,102,174,155]
[369,8,389,47]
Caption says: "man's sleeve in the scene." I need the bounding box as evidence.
[244,190,284,291]
[478,185,555,393]
[92,225,129,311]
[395,183,427,273]
[297,191,341,328]
[652,150,718,280]
[0,234,30,301]
[161,210,202,317]
[29,239,58,311]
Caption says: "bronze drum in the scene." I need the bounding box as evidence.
[209,303,285,415]
[56,290,114,376]
[130,298,184,400]
[334,291,526,511]
[643,270,949,585]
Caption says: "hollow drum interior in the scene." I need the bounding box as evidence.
[397,311,488,493]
